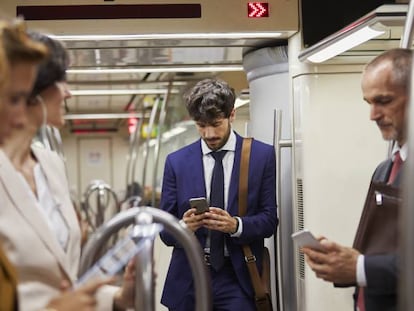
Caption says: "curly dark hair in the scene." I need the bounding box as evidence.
[28,32,69,97]
[184,78,235,124]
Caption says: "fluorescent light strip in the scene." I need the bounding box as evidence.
[148,126,188,147]
[50,32,282,41]
[67,66,244,74]
[64,113,146,120]
[307,26,385,63]
[235,98,249,109]
[71,89,178,96]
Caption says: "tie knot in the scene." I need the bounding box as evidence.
[211,150,227,162]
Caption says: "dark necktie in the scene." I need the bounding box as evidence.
[209,150,227,271]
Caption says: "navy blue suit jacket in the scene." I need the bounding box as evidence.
[356,158,402,311]
[159,132,277,308]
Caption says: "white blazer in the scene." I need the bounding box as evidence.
[0,147,117,311]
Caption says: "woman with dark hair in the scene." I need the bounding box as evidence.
[27,31,70,131]
[0,28,135,311]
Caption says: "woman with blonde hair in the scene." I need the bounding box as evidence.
[0,20,120,311]
[0,21,136,311]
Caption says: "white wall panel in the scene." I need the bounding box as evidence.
[292,72,388,311]
[248,70,294,311]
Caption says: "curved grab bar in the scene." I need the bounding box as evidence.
[79,206,212,311]
[82,181,120,230]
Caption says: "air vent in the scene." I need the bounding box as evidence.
[297,178,304,231]
[296,178,305,280]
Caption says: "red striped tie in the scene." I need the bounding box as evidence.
[388,151,402,184]
[357,287,365,311]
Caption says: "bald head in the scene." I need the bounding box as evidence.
[363,48,412,91]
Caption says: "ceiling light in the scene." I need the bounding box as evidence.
[306,26,385,63]
[51,32,281,41]
[70,89,178,96]
[299,4,407,63]
[147,126,188,147]
[64,113,147,120]
[67,65,244,75]
[235,98,249,109]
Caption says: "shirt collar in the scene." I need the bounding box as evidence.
[391,142,407,162]
[201,130,236,155]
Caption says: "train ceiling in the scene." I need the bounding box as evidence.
[62,37,271,134]
[7,0,299,134]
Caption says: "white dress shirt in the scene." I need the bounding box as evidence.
[200,130,243,255]
[18,163,69,251]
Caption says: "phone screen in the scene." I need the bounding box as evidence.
[189,197,209,214]
[291,230,324,251]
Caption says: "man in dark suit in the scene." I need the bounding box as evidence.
[159,78,277,310]
[303,48,411,311]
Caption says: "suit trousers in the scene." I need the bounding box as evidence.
[169,260,256,311]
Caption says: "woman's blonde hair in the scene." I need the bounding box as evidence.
[0,21,10,112]
[0,18,48,111]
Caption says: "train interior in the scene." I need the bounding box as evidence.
[1,0,412,310]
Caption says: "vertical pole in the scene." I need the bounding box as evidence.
[399,2,414,310]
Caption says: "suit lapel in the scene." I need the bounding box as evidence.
[188,140,207,197]
[32,148,80,277]
[186,141,207,238]
[228,134,243,215]
[0,150,71,278]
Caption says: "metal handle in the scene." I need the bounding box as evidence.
[151,86,171,207]
[82,181,119,230]
[126,103,144,192]
[79,206,212,311]
[400,3,414,49]
[141,97,160,191]
[273,109,292,311]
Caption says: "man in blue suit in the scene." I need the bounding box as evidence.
[303,48,410,311]
[159,78,277,310]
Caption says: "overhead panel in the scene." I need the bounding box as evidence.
[8,0,298,37]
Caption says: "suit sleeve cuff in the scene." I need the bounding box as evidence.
[229,217,242,237]
[357,254,367,287]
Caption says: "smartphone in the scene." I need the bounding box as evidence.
[291,229,324,251]
[189,197,209,215]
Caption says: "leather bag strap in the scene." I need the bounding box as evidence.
[239,138,267,299]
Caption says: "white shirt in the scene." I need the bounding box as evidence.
[18,163,69,251]
[200,130,243,241]
[356,142,407,286]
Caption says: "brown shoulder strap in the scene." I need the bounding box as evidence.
[238,138,268,299]
[239,137,252,217]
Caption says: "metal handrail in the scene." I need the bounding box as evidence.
[151,87,171,207]
[141,97,160,192]
[399,0,414,309]
[79,206,212,311]
[273,109,293,311]
[82,180,120,230]
[126,110,144,192]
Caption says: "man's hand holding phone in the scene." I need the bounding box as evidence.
[189,197,210,215]
[291,229,325,252]
[295,231,360,284]
[182,197,210,232]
